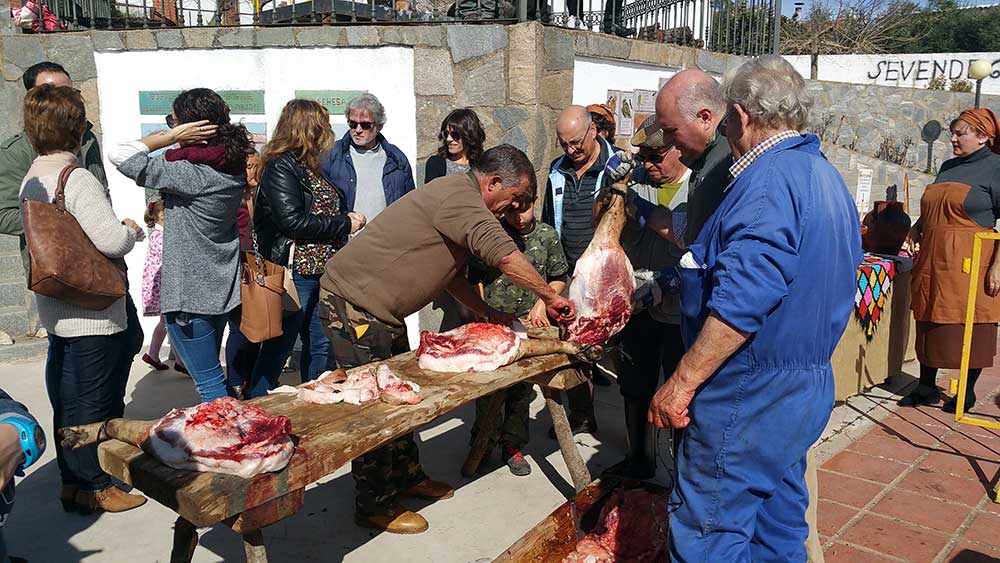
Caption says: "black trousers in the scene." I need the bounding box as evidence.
[46,330,129,491]
[45,294,141,491]
[618,312,685,405]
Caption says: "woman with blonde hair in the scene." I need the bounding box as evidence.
[246,99,366,397]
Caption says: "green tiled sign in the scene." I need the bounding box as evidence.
[295,90,366,115]
[139,90,266,115]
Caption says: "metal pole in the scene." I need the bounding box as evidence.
[772,0,781,54]
[517,0,526,20]
[975,79,983,108]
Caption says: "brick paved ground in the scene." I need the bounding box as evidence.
[820,365,1000,563]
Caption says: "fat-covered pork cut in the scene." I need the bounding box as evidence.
[417,322,587,372]
[287,365,422,406]
[566,189,635,346]
[57,397,295,479]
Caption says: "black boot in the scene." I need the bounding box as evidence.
[898,365,942,407]
[606,399,655,480]
[944,369,981,413]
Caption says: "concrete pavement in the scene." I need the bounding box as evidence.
[0,354,929,562]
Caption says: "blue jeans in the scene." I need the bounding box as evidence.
[165,313,231,402]
[225,316,261,392]
[246,273,334,398]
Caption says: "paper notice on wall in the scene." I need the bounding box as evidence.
[618,91,636,136]
[635,89,657,113]
[856,167,874,215]
[606,90,621,118]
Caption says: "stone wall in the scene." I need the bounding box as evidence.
[806,80,1000,174]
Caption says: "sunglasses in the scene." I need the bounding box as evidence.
[440,130,462,142]
[165,115,175,128]
[348,120,375,131]
[637,150,667,164]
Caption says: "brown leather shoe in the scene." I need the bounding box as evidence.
[354,505,428,534]
[401,478,455,501]
[60,484,79,513]
[75,486,147,514]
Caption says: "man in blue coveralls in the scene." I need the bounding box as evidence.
[646,56,863,562]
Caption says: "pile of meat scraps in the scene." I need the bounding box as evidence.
[147,397,295,478]
[276,365,422,406]
[562,488,669,563]
[416,322,519,372]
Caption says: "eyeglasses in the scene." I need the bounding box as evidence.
[165,115,175,128]
[348,120,375,131]
[559,136,588,151]
[636,150,667,164]
[440,130,462,142]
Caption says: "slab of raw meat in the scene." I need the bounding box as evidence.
[566,189,635,346]
[417,322,519,372]
[376,364,422,405]
[561,488,669,563]
[295,365,422,406]
[146,397,294,479]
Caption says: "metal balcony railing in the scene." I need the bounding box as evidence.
[10,0,776,55]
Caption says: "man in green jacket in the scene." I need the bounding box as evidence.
[0,61,107,277]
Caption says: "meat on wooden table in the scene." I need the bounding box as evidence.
[566,187,635,346]
[58,397,295,479]
[416,322,585,372]
[286,364,422,406]
[561,487,669,563]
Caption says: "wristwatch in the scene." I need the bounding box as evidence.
[0,414,45,473]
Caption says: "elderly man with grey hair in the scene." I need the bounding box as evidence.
[646,55,862,562]
[321,93,415,222]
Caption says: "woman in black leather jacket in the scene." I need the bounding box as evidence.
[247,100,365,397]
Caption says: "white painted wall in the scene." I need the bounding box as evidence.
[93,47,416,344]
[572,56,681,106]
[785,53,1000,96]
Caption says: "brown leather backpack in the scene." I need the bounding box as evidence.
[861,200,912,256]
[22,164,126,310]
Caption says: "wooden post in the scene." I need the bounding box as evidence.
[169,517,199,563]
[541,387,591,493]
[243,529,268,563]
[462,392,504,477]
[903,173,911,216]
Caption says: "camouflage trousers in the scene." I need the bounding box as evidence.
[319,289,428,516]
[470,382,532,451]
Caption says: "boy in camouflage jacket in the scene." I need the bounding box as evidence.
[468,199,569,476]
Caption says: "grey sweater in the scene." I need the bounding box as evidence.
[20,152,137,337]
[116,149,243,316]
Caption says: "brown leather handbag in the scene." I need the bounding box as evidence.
[239,199,285,343]
[22,164,126,311]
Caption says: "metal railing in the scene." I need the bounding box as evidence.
[11,0,776,55]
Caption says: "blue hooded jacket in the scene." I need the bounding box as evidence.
[320,132,416,213]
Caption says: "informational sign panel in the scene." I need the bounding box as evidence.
[617,91,636,137]
[138,90,266,115]
[856,167,874,215]
[295,90,366,115]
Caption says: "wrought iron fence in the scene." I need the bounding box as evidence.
[11,0,775,55]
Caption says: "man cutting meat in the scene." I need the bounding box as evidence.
[319,144,576,534]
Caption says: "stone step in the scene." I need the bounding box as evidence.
[0,235,19,255]
[0,253,24,282]
[0,337,47,364]
[0,305,31,337]
[0,280,26,309]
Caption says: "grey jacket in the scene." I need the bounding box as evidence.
[117,152,243,316]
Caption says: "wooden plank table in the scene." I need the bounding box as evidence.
[97,349,592,562]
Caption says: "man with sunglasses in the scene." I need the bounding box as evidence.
[0,62,108,281]
[321,93,415,226]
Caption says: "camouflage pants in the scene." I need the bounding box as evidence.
[471,382,532,451]
[319,289,428,516]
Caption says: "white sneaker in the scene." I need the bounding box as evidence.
[566,15,577,28]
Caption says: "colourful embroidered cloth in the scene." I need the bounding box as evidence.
[855,253,897,341]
